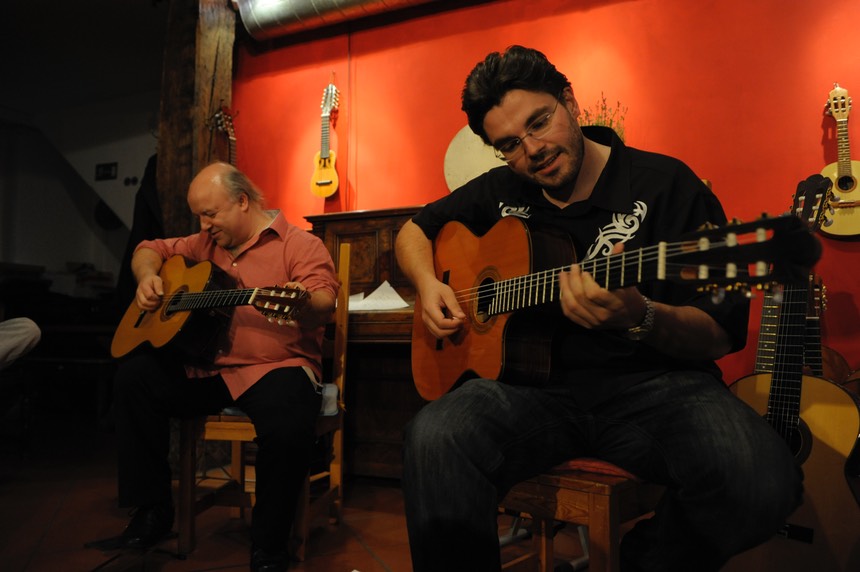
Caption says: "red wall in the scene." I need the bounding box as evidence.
[232,0,860,385]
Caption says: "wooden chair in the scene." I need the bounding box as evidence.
[176,242,351,559]
[500,458,664,572]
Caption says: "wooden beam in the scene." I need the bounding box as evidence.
[156,0,235,237]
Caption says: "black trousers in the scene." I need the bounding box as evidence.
[113,350,323,552]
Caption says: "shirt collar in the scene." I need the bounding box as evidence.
[581,126,634,214]
[264,210,288,238]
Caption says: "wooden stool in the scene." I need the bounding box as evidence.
[500,458,664,572]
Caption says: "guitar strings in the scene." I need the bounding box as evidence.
[155,287,294,310]
[765,283,806,439]
[448,239,754,310]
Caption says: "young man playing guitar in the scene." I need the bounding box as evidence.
[395,46,804,571]
[105,162,338,572]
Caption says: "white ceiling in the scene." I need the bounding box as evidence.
[1,0,170,121]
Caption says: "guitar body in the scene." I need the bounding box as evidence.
[411,217,574,401]
[310,149,338,197]
[819,159,860,239]
[727,373,860,571]
[110,256,233,359]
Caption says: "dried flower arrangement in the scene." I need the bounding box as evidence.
[580,92,628,141]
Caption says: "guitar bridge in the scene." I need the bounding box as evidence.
[777,522,813,544]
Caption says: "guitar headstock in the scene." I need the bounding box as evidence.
[211,106,236,141]
[252,286,310,325]
[321,83,340,118]
[824,83,851,121]
[791,173,833,231]
[672,214,821,293]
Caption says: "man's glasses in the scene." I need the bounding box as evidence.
[492,97,562,162]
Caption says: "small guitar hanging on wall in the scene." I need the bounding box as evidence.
[211,105,237,166]
[311,82,340,197]
[820,83,860,238]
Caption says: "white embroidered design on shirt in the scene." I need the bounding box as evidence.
[499,203,532,219]
[585,201,648,260]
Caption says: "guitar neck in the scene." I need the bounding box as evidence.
[803,279,825,378]
[754,289,780,374]
[836,119,853,177]
[165,287,259,313]
[483,243,667,316]
[320,113,331,159]
[755,277,825,375]
[765,282,808,438]
[227,135,237,166]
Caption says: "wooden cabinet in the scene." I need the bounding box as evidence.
[306,207,426,479]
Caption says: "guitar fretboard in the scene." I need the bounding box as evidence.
[321,113,331,159]
[836,119,853,177]
[765,283,807,440]
[484,243,668,316]
[165,288,258,313]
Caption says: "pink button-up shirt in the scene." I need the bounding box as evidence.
[136,211,338,399]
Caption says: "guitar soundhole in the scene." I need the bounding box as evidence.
[785,417,813,466]
[474,277,495,324]
[837,175,856,192]
[162,287,188,319]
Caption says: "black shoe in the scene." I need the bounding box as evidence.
[251,547,289,572]
[118,502,175,549]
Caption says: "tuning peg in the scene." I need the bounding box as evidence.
[771,284,784,304]
[710,288,726,305]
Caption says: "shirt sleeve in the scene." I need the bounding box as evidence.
[134,234,208,262]
[642,162,750,353]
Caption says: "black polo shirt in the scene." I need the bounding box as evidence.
[412,127,749,407]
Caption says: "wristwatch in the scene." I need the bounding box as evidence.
[624,295,655,341]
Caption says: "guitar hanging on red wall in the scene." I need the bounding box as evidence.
[311,83,340,197]
[820,83,860,238]
[211,106,237,166]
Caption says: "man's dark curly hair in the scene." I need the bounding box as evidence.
[461,45,572,145]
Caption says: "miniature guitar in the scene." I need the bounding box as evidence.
[310,83,339,197]
[820,83,860,238]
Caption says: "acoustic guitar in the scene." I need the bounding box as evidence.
[410,212,822,401]
[310,83,339,197]
[110,255,308,359]
[820,83,860,239]
[726,175,860,572]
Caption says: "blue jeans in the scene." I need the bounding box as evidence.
[402,372,802,571]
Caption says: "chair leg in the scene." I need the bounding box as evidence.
[562,525,590,571]
[587,494,621,572]
[534,517,555,572]
[177,418,198,555]
[230,440,244,519]
[290,473,311,562]
[499,513,531,548]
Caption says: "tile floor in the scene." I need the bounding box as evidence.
[0,370,414,572]
[0,367,584,572]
